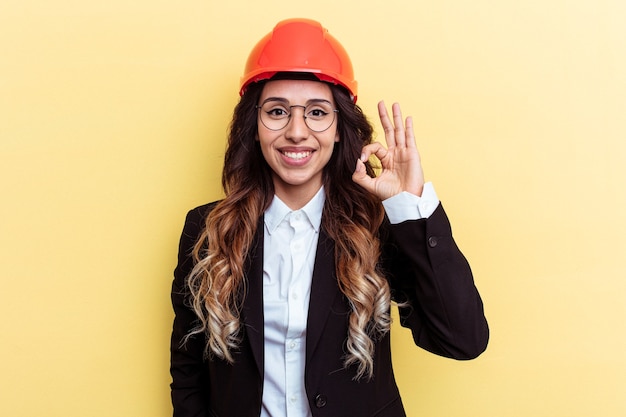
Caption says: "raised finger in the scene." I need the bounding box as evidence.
[378,101,396,148]
[405,115,417,149]
[392,102,407,148]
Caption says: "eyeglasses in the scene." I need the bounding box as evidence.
[256,100,338,132]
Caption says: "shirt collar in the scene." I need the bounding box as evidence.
[264,186,325,235]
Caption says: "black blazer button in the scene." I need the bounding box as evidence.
[428,236,438,247]
[314,394,327,408]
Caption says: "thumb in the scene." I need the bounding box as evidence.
[351,158,376,193]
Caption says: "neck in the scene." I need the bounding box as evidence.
[273,181,323,210]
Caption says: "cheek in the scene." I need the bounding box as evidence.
[257,135,279,164]
[255,124,264,142]
[328,125,339,143]
[333,125,341,143]
[256,128,272,147]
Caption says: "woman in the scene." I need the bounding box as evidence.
[170,18,488,417]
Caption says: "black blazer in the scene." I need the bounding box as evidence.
[170,202,488,417]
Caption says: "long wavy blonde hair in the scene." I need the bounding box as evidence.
[186,79,390,380]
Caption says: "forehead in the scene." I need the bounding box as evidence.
[260,79,334,103]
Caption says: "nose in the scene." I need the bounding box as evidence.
[284,106,309,142]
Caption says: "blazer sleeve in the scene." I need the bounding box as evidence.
[170,205,212,417]
[382,203,489,359]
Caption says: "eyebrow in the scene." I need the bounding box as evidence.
[260,97,334,106]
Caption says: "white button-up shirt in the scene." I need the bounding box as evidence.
[260,183,439,417]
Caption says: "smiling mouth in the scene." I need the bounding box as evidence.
[281,150,312,160]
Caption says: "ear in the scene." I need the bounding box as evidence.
[334,132,340,143]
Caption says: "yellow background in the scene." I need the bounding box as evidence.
[1,0,624,416]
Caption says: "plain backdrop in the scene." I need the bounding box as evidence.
[1,0,625,416]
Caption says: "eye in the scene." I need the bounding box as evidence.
[306,107,329,120]
[265,107,289,119]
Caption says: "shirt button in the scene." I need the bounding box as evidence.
[314,394,327,408]
[292,292,298,300]
[428,236,438,248]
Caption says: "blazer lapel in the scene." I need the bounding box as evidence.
[305,228,341,364]
[241,222,342,375]
[241,221,265,378]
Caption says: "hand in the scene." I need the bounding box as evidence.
[352,101,425,199]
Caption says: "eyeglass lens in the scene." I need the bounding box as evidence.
[258,101,337,132]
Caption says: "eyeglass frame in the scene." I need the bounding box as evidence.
[256,100,339,133]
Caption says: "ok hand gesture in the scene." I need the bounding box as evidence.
[352,101,425,199]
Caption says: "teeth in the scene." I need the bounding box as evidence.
[283,151,311,160]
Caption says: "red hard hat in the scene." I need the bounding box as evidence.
[240,18,358,102]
